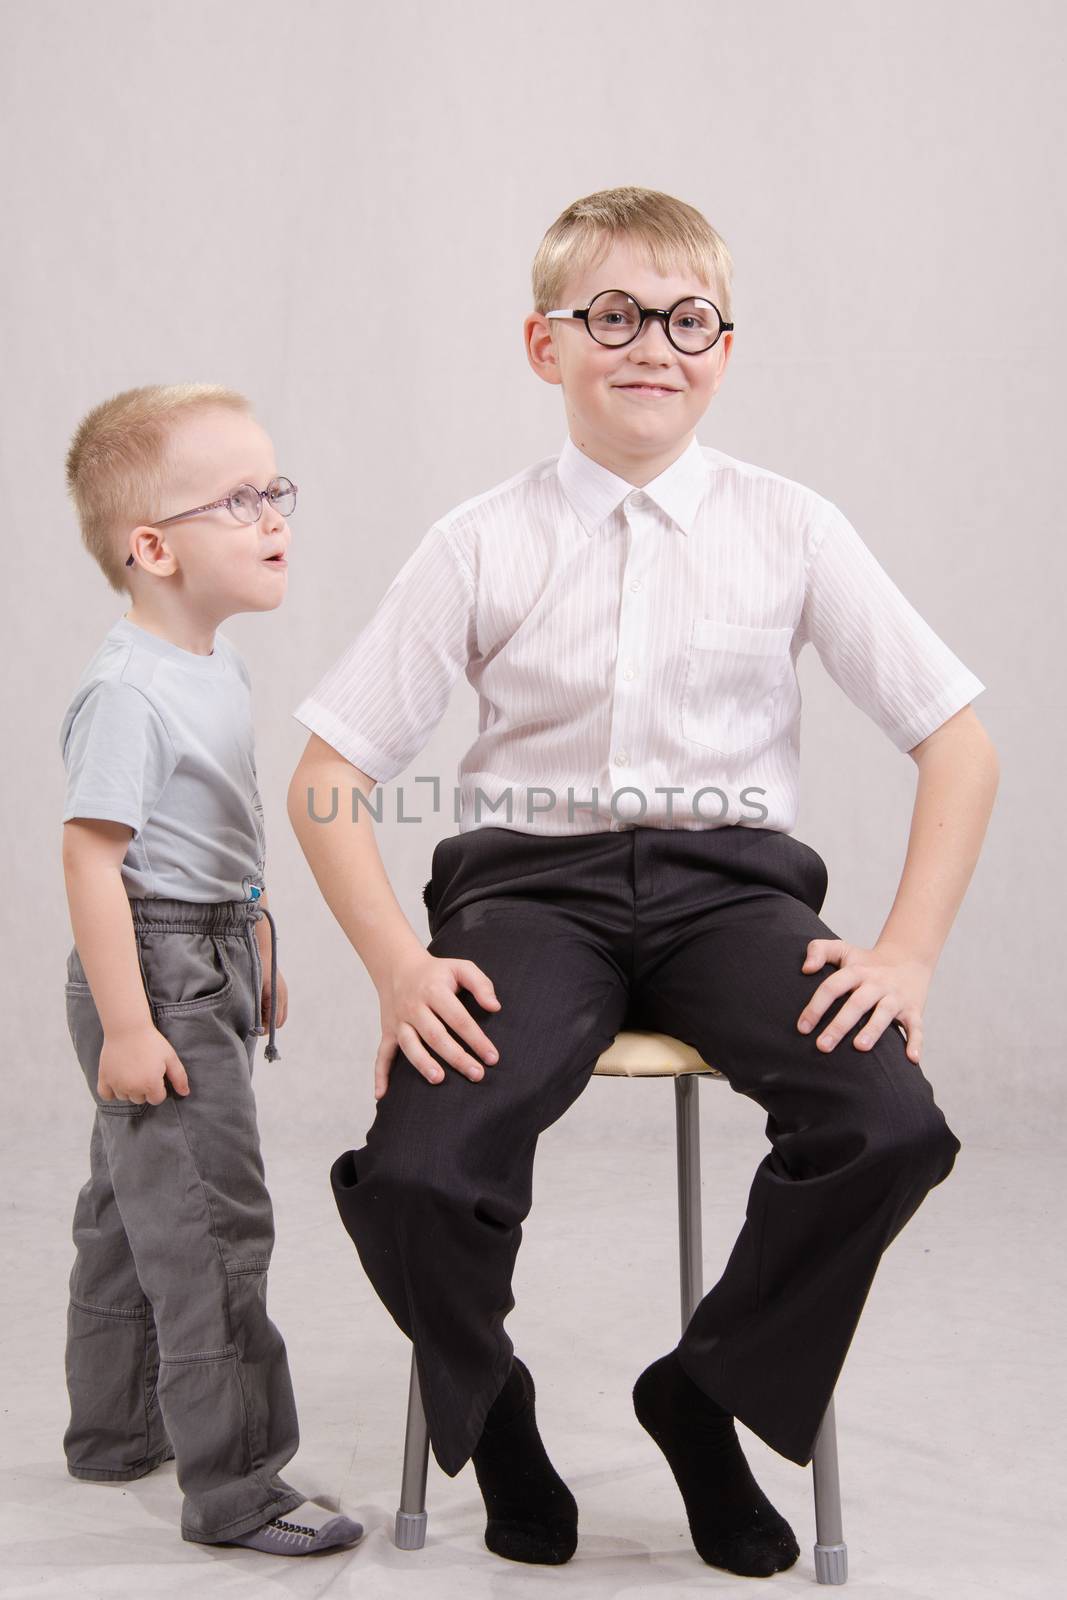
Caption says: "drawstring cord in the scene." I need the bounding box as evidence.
[255,904,281,1062]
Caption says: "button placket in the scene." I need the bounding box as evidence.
[607,494,657,827]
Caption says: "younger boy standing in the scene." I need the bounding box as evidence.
[289,189,998,1577]
[59,384,363,1557]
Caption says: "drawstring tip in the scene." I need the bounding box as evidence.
[256,903,282,1065]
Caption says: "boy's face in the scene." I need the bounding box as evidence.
[525,235,732,476]
[128,407,291,616]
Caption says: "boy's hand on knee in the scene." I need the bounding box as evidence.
[374,949,501,1099]
[97,1025,192,1106]
[797,937,931,1063]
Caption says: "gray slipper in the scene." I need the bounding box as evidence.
[227,1511,364,1555]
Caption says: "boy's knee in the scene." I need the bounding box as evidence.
[332,1142,459,1215]
[876,1103,961,1189]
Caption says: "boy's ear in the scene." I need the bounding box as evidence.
[127,525,179,576]
[523,312,563,387]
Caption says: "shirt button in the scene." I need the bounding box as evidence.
[615,750,629,766]
[630,579,641,592]
[623,667,635,680]
[629,490,647,509]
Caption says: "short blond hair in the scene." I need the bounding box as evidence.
[65,383,252,595]
[531,185,734,325]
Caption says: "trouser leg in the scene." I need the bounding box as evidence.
[63,919,302,1543]
[629,824,961,1466]
[64,1118,172,1481]
[331,835,632,1477]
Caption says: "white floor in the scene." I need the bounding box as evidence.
[1,1077,1060,1600]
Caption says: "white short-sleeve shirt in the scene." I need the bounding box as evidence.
[292,435,986,837]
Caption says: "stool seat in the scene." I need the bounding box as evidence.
[592,1028,723,1079]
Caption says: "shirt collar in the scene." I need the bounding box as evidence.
[556,433,707,538]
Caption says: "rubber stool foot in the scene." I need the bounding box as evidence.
[814,1540,848,1584]
[395,1510,428,1550]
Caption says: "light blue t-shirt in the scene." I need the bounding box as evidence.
[59,615,267,903]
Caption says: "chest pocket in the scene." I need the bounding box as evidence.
[680,618,795,757]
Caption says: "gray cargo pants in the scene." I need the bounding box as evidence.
[62,895,301,1544]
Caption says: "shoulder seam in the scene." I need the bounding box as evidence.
[438,523,477,597]
[802,493,835,580]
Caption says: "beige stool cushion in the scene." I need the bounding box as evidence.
[593,1029,723,1079]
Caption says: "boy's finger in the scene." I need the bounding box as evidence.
[166,1055,191,1096]
[435,993,498,1063]
[374,1043,394,1099]
[455,960,501,1007]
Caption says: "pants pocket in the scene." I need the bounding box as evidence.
[136,932,235,1016]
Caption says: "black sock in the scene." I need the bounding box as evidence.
[470,1355,578,1565]
[633,1350,800,1578]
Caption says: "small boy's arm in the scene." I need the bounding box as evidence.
[59,680,179,1051]
[62,818,153,1036]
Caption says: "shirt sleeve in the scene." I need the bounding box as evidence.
[797,497,987,753]
[291,523,477,781]
[61,680,179,836]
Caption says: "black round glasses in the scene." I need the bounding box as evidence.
[546,290,733,354]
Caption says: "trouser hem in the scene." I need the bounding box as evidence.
[181,1486,305,1545]
[673,1341,814,1468]
[66,1446,175,1483]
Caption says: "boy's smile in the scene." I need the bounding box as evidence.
[613,380,684,399]
[525,234,732,486]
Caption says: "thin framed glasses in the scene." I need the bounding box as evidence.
[546,289,733,354]
[125,475,297,566]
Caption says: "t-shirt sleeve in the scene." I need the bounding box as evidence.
[61,680,179,837]
[291,523,477,781]
[796,497,987,753]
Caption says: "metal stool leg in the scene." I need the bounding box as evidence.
[674,1073,848,1585]
[675,1074,704,1326]
[394,1345,430,1549]
[812,1392,848,1583]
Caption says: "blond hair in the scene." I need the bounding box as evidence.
[65,383,252,594]
[531,186,733,325]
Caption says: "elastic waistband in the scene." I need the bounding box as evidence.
[127,897,263,932]
[126,896,280,1062]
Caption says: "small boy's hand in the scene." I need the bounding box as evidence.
[98,1024,191,1105]
[374,947,501,1100]
[259,964,288,1034]
[796,938,932,1064]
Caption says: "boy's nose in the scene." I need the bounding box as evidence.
[262,499,289,536]
[630,316,676,358]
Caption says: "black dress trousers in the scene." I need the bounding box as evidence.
[330,823,960,1477]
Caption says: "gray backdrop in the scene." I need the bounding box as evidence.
[4,0,1059,1157]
